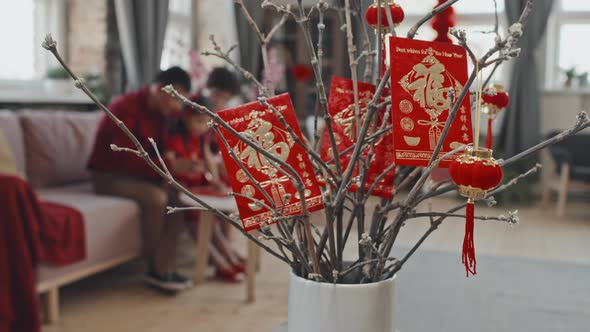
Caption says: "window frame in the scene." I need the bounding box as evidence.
[545,0,590,90]
[398,5,509,85]
[0,0,69,103]
[160,0,194,71]
[0,0,66,83]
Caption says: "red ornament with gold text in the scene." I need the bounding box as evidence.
[449,147,503,276]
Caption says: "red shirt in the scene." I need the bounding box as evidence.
[88,86,167,180]
[166,134,208,187]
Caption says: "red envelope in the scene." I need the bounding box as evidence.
[320,77,395,198]
[214,93,324,231]
[389,37,473,167]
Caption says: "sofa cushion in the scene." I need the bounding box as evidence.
[0,110,26,175]
[35,183,142,283]
[0,127,23,178]
[20,111,103,187]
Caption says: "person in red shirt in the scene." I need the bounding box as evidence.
[89,67,194,292]
[165,96,245,283]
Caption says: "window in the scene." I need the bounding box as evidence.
[160,0,193,71]
[396,0,507,84]
[546,0,590,88]
[0,0,66,81]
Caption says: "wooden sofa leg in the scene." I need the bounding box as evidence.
[557,163,570,218]
[43,288,60,324]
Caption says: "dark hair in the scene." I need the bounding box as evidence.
[169,94,208,140]
[155,66,191,92]
[206,67,240,95]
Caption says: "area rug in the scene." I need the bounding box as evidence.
[394,249,590,332]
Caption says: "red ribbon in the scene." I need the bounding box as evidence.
[462,200,477,277]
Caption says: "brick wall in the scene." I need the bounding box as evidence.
[66,0,108,75]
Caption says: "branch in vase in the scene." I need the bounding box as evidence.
[379,145,468,262]
[202,35,267,95]
[450,28,478,65]
[42,35,291,264]
[288,0,344,175]
[387,163,541,278]
[210,124,278,210]
[408,211,520,225]
[332,69,391,211]
[500,112,589,167]
[257,97,338,182]
[148,137,173,179]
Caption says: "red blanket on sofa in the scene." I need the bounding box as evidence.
[0,175,86,332]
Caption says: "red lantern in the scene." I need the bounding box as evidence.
[365,1,404,77]
[449,147,503,276]
[365,1,405,31]
[481,84,510,148]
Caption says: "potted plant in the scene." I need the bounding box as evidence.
[564,66,576,88]
[43,66,72,94]
[42,0,590,331]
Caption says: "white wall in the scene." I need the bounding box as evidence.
[540,90,590,136]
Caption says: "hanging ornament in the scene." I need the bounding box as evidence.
[214,94,324,231]
[365,1,405,76]
[389,36,473,167]
[481,84,510,149]
[449,147,503,276]
[365,0,405,32]
[431,0,456,44]
[449,68,503,277]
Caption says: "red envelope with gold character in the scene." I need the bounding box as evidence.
[389,36,473,167]
[214,93,324,231]
[320,76,395,198]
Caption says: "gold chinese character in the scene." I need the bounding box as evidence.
[237,118,292,171]
[406,62,449,112]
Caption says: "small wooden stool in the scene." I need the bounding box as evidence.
[183,192,260,303]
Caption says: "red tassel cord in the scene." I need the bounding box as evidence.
[462,199,477,277]
[486,117,494,149]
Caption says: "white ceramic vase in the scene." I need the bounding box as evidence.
[287,272,396,332]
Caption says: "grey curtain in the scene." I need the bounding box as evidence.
[114,0,169,90]
[235,1,262,79]
[497,0,554,164]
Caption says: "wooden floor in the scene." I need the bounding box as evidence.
[43,196,590,332]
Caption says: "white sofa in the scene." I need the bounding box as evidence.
[0,109,142,323]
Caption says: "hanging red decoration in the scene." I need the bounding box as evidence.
[290,64,314,83]
[389,36,473,167]
[365,1,405,31]
[365,1,405,77]
[431,0,456,44]
[214,94,324,231]
[482,84,510,148]
[320,77,395,198]
[449,147,503,276]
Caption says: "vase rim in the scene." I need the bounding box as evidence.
[289,270,396,287]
